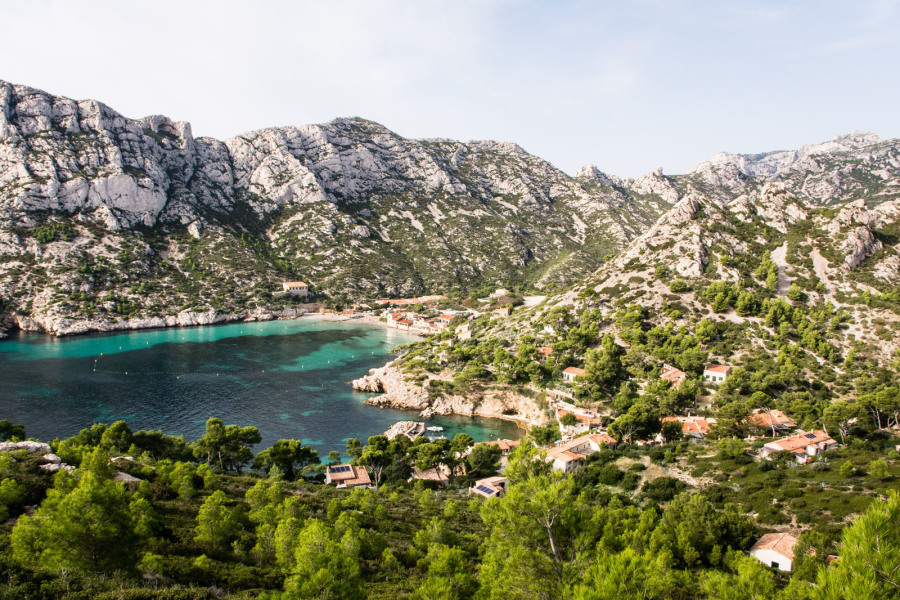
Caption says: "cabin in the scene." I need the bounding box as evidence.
[750,533,798,572]
[562,366,586,383]
[489,288,511,298]
[325,464,371,488]
[282,281,309,297]
[703,364,732,383]
[761,430,838,464]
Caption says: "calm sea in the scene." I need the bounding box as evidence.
[0,318,522,455]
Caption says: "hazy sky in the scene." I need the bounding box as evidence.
[2,0,898,177]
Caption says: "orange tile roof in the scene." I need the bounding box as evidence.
[704,364,732,374]
[563,367,586,377]
[766,430,832,452]
[481,439,520,452]
[537,346,554,356]
[750,409,797,429]
[751,533,798,559]
[283,281,308,286]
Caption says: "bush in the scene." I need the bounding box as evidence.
[641,476,688,503]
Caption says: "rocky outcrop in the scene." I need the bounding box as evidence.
[0,441,50,453]
[353,365,547,427]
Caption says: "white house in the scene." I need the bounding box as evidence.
[282,281,309,297]
[562,366,586,383]
[750,533,798,572]
[703,364,732,383]
[761,430,838,464]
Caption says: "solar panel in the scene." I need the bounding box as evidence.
[804,433,817,439]
[331,465,352,473]
[475,485,496,494]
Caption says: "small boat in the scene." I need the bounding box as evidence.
[426,426,444,432]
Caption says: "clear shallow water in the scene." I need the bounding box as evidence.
[0,319,523,455]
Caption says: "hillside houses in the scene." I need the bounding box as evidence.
[761,430,838,464]
[385,309,476,336]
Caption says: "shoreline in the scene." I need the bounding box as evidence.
[0,306,428,341]
[0,307,531,438]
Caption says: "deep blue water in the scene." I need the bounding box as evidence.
[0,318,522,455]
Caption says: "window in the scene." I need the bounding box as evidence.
[771,562,779,570]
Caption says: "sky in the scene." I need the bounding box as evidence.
[1,0,898,177]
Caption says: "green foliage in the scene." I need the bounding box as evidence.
[282,518,364,600]
[10,451,145,574]
[529,423,561,446]
[254,439,320,480]
[194,490,240,551]
[0,419,26,442]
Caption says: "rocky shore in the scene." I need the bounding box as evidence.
[352,363,548,429]
[0,305,321,339]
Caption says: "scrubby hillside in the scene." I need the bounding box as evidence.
[0,80,668,335]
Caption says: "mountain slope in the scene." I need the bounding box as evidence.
[0,80,668,332]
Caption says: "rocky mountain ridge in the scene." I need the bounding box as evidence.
[2,79,900,338]
[0,80,676,334]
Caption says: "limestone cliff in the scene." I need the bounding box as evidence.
[352,364,547,427]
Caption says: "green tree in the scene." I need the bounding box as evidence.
[608,403,661,443]
[816,491,900,599]
[823,401,863,444]
[346,438,363,461]
[701,550,778,599]
[530,423,561,446]
[255,439,320,481]
[411,543,478,600]
[466,443,502,478]
[283,518,364,600]
[0,478,25,522]
[194,490,239,551]
[561,413,579,427]
[869,459,890,481]
[0,420,26,442]
[479,473,597,600]
[661,420,683,444]
[10,451,144,573]
[574,548,673,600]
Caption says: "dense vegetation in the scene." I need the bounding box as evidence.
[0,417,898,599]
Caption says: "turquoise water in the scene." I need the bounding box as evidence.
[0,319,523,455]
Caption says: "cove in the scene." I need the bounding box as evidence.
[0,318,523,455]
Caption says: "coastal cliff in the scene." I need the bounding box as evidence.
[0,306,318,338]
[352,364,548,428]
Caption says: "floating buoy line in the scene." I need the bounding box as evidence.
[91,354,306,377]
